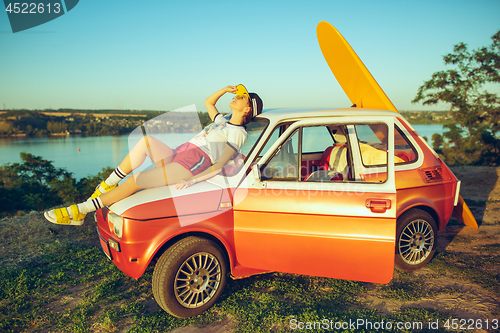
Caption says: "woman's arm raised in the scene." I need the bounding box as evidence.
[205,86,237,121]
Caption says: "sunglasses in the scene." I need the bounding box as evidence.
[233,95,249,100]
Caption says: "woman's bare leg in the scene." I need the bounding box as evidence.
[96,136,176,194]
[98,162,192,207]
[44,139,192,224]
[44,161,193,224]
[119,136,175,174]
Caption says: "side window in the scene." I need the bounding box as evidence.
[261,130,299,181]
[262,125,351,183]
[302,126,334,154]
[302,125,349,182]
[355,124,389,167]
[394,126,417,164]
[257,123,294,159]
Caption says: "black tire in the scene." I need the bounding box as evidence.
[395,209,437,271]
[152,236,227,318]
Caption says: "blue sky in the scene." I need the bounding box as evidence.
[1,0,499,112]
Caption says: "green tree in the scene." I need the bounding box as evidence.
[0,152,114,216]
[47,121,67,134]
[26,124,33,136]
[197,112,212,128]
[0,153,72,214]
[0,121,12,135]
[431,133,444,153]
[412,31,500,165]
[13,152,71,185]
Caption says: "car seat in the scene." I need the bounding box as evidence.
[305,144,348,182]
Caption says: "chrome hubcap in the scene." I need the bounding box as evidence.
[174,252,221,308]
[398,219,434,265]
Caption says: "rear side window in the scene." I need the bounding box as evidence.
[394,126,417,164]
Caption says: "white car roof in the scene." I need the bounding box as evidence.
[255,108,403,123]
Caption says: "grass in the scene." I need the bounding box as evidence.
[1,211,499,332]
[0,257,455,333]
[0,244,133,332]
[377,272,432,301]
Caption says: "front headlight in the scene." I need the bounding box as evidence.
[107,212,124,239]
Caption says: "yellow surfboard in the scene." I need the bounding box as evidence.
[452,195,479,229]
[316,21,398,112]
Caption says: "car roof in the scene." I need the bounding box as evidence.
[255,108,403,123]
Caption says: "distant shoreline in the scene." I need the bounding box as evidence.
[0,109,210,138]
[0,109,452,138]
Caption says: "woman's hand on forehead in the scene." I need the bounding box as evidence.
[225,86,238,94]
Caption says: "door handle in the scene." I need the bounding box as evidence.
[366,199,391,213]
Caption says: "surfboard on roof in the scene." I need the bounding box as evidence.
[316,21,398,113]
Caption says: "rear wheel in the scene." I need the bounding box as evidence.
[152,236,227,318]
[395,209,437,271]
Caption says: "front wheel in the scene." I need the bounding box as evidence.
[395,209,437,271]
[152,236,227,318]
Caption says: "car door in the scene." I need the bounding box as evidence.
[233,116,397,283]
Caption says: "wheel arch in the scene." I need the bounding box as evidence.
[151,231,233,274]
[398,204,440,229]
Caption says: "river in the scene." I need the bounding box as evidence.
[0,124,447,179]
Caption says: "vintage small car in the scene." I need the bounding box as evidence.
[95,22,476,318]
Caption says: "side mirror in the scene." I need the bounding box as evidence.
[250,164,267,189]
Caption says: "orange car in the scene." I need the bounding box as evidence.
[95,22,476,318]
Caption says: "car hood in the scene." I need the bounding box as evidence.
[108,182,225,220]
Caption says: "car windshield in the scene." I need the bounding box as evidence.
[240,118,269,158]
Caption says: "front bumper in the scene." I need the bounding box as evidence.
[95,208,150,279]
[97,226,113,260]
